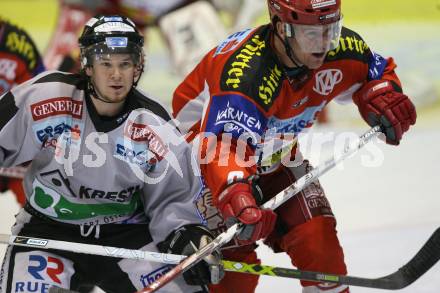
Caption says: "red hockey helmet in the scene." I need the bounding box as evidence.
[268,0,343,53]
[268,0,341,25]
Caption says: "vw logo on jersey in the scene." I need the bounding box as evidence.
[313,69,343,95]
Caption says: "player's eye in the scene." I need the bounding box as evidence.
[120,61,133,69]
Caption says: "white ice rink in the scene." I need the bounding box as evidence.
[1,126,439,292]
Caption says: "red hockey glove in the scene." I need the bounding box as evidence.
[353,80,416,145]
[217,180,277,245]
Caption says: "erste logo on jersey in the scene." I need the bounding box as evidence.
[12,251,74,292]
[33,117,82,143]
[214,29,252,57]
[78,184,141,203]
[31,97,83,121]
[114,137,158,171]
[32,117,83,152]
[267,101,326,134]
[124,120,168,160]
[313,69,343,95]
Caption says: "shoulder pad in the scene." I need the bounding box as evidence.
[220,25,284,111]
[33,72,85,89]
[131,89,172,122]
[326,27,370,63]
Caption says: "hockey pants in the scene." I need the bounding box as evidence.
[209,161,349,292]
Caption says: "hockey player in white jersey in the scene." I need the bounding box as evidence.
[0,15,223,292]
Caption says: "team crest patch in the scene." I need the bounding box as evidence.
[313,69,343,95]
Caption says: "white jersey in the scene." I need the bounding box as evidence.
[0,70,203,243]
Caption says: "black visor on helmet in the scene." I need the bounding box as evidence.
[81,37,143,67]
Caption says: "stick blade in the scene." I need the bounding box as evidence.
[376,227,440,290]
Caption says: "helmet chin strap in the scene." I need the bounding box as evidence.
[86,79,122,104]
[273,26,310,87]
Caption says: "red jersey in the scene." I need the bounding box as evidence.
[0,19,45,94]
[0,19,45,206]
[173,24,402,200]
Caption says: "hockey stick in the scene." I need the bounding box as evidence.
[0,234,185,265]
[2,226,439,290]
[138,126,383,292]
[224,227,440,289]
[0,166,27,179]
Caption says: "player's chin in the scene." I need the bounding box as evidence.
[108,88,129,101]
[306,53,326,69]
[102,93,127,103]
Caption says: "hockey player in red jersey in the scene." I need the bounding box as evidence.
[44,0,228,76]
[172,0,416,292]
[0,18,46,206]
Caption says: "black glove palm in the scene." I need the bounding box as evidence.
[158,224,224,286]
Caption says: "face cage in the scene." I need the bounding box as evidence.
[284,17,343,53]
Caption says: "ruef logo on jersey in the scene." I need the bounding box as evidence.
[12,251,74,292]
[313,69,343,95]
[31,98,83,121]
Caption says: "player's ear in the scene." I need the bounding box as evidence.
[134,66,141,79]
[85,66,93,77]
[276,21,285,37]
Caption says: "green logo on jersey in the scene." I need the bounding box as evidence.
[30,180,142,221]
